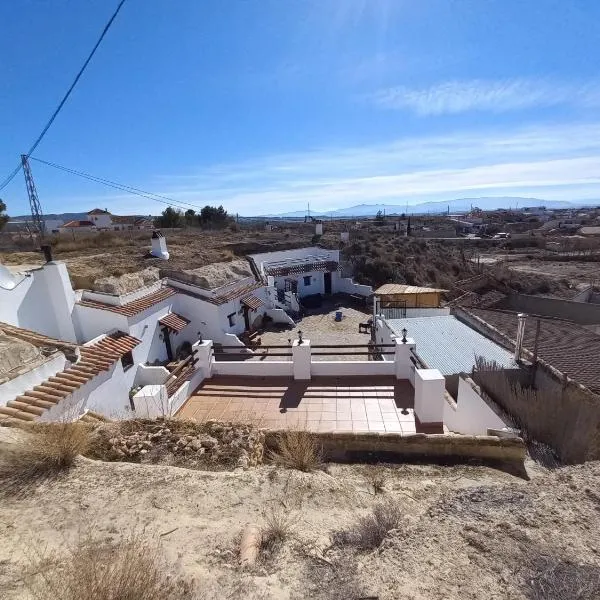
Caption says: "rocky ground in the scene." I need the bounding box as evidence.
[0,421,599,599]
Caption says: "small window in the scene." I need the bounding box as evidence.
[303,275,311,286]
[121,351,134,371]
[227,312,236,327]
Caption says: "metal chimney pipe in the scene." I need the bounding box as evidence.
[514,313,527,361]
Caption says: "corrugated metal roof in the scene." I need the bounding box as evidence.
[387,315,516,375]
[375,284,447,295]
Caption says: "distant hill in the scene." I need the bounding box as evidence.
[267,197,598,218]
[11,213,88,222]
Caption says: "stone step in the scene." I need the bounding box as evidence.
[23,390,60,403]
[6,401,45,416]
[33,385,69,399]
[0,406,36,421]
[15,395,55,410]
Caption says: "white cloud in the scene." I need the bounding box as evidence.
[50,121,600,215]
[370,78,600,115]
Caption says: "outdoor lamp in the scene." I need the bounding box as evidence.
[401,328,408,343]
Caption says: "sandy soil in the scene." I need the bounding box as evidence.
[1,425,599,599]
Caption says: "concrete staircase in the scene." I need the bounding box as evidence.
[0,332,140,426]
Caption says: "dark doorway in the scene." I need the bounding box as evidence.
[162,327,173,361]
[323,271,332,295]
[243,305,251,331]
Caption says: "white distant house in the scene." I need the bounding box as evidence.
[86,208,154,231]
[248,247,372,314]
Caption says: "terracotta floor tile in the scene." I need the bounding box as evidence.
[320,411,337,422]
[368,424,386,433]
[336,420,354,431]
[318,421,336,432]
[352,421,369,432]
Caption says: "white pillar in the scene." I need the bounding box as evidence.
[394,337,415,380]
[315,223,323,235]
[414,368,446,424]
[192,339,213,378]
[292,338,311,380]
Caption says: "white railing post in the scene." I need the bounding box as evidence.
[192,339,213,378]
[394,337,416,380]
[292,338,311,380]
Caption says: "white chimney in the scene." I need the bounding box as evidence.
[340,231,349,242]
[151,230,169,260]
[315,222,323,235]
[514,313,527,361]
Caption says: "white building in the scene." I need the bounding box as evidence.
[248,247,372,313]
[0,246,514,441]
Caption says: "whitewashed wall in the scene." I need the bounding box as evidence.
[74,305,129,344]
[213,360,293,377]
[0,353,67,406]
[334,272,373,296]
[444,377,509,435]
[311,361,394,377]
[0,267,71,340]
[134,364,170,386]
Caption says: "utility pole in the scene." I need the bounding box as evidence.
[21,155,45,240]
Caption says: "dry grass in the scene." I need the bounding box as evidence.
[363,465,387,495]
[268,430,322,472]
[331,499,404,550]
[259,507,295,560]
[474,357,600,463]
[0,422,89,496]
[526,557,600,600]
[24,531,195,600]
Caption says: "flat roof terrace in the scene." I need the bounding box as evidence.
[177,375,443,434]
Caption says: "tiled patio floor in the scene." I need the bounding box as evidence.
[177,376,442,434]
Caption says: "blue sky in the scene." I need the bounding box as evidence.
[1,0,599,217]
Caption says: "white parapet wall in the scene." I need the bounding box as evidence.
[213,360,294,378]
[0,353,68,406]
[444,376,510,435]
[134,364,170,386]
[311,361,394,377]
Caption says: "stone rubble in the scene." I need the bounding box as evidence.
[99,420,265,469]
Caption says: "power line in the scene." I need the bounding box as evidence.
[30,157,206,212]
[0,0,127,191]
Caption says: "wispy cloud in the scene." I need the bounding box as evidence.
[50,121,600,215]
[370,78,600,115]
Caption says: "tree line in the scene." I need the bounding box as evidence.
[153,205,233,229]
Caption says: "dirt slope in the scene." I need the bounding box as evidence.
[1,445,599,599]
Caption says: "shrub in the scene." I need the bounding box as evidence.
[331,499,403,550]
[259,507,295,559]
[24,531,194,600]
[0,422,89,496]
[269,430,322,472]
[363,465,387,495]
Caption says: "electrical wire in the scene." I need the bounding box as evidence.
[0,0,127,191]
[30,156,206,212]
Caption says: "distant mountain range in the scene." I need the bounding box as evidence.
[265,197,600,218]
[10,212,88,222]
[9,197,600,222]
